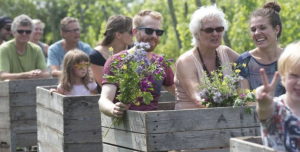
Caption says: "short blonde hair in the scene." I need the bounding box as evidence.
[132,9,163,29]
[278,41,300,86]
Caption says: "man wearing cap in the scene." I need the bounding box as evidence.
[0,14,50,81]
[47,17,92,77]
[0,16,12,45]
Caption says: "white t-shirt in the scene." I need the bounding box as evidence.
[57,82,97,96]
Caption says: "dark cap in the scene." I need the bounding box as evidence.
[0,16,12,29]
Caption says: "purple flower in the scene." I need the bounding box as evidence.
[147,75,154,83]
[140,81,149,92]
[158,56,163,63]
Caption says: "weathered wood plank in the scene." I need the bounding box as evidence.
[103,127,260,151]
[230,137,277,152]
[37,104,64,133]
[0,82,9,97]
[102,127,147,151]
[0,113,10,129]
[9,92,36,107]
[0,129,10,145]
[158,91,175,102]
[10,106,36,121]
[0,97,9,113]
[62,95,101,119]
[101,106,259,134]
[11,120,36,130]
[0,143,10,152]
[8,78,57,93]
[103,143,139,152]
[64,143,103,152]
[37,123,64,152]
[157,102,175,110]
[36,87,64,114]
[15,132,37,147]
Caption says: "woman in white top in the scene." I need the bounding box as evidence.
[174,4,239,110]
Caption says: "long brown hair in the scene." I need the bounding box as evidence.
[60,49,93,92]
[98,15,132,46]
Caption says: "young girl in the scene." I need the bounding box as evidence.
[54,49,98,95]
[256,41,300,151]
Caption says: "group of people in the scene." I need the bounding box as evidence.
[0,1,299,151]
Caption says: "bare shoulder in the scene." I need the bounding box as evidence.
[220,45,239,62]
[176,49,197,71]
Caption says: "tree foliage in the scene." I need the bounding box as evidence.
[1,0,300,62]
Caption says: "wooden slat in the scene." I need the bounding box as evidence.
[0,97,9,113]
[0,143,10,152]
[101,106,259,134]
[37,104,64,133]
[0,112,10,129]
[10,106,36,121]
[102,127,147,151]
[62,95,100,119]
[0,129,11,145]
[158,91,175,102]
[103,143,139,152]
[103,127,260,151]
[36,87,64,114]
[64,143,103,152]
[37,123,64,152]
[9,92,36,107]
[9,79,57,93]
[0,82,9,97]
[15,132,37,147]
[230,137,277,152]
[11,120,36,130]
[157,102,175,110]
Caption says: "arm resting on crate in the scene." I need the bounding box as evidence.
[99,84,130,118]
[0,69,50,80]
[163,84,175,96]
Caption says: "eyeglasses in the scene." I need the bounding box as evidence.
[74,62,90,69]
[201,26,224,34]
[64,28,81,33]
[4,27,11,31]
[137,27,164,36]
[16,30,32,35]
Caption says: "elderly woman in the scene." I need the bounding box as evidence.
[30,19,49,61]
[174,5,239,110]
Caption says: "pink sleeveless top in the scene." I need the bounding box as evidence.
[174,45,232,110]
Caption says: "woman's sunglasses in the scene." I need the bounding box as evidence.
[201,26,224,34]
[74,62,90,69]
[137,27,164,36]
[16,30,32,35]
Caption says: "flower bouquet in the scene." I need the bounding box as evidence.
[198,63,256,114]
[103,42,173,137]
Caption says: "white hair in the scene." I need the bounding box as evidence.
[189,4,228,46]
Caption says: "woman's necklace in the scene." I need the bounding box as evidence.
[197,47,222,80]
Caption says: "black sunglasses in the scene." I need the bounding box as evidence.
[137,27,164,36]
[201,26,224,34]
[4,27,11,31]
[17,30,32,35]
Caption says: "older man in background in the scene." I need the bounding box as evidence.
[47,17,92,77]
[0,16,12,45]
[0,14,50,81]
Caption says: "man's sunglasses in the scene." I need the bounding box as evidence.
[137,27,164,36]
[4,27,11,31]
[201,26,224,34]
[74,62,90,70]
[16,30,32,35]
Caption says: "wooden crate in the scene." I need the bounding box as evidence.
[36,86,102,152]
[0,79,57,151]
[101,106,261,152]
[230,136,277,152]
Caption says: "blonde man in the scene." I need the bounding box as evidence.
[99,10,175,118]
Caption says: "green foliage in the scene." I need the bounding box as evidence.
[1,0,300,63]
